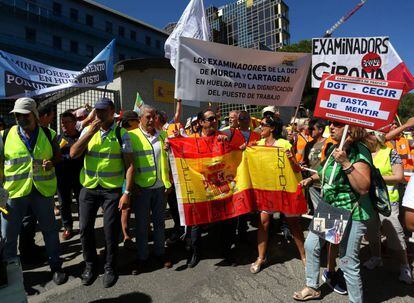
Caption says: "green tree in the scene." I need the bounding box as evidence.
[398,93,414,123]
[277,40,317,111]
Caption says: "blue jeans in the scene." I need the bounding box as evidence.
[305,219,367,303]
[1,190,62,270]
[134,187,166,260]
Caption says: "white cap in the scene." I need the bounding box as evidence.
[262,106,277,116]
[10,97,39,119]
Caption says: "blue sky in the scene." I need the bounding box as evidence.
[97,0,414,72]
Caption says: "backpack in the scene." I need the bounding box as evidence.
[358,144,391,217]
[115,125,123,148]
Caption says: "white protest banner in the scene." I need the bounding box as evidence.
[312,37,391,88]
[0,39,115,99]
[313,74,404,130]
[175,37,311,107]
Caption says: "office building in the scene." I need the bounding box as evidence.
[0,0,169,70]
[207,0,290,51]
[206,0,292,119]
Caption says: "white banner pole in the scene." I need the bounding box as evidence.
[328,124,349,185]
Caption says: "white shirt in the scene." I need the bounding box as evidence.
[140,127,164,189]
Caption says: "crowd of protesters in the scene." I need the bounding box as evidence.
[1,97,414,302]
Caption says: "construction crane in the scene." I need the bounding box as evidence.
[324,0,367,37]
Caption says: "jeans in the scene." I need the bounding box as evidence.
[1,190,62,270]
[57,170,81,230]
[305,219,367,303]
[18,210,37,254]
[79,187,121,270]
[134,187,166,261]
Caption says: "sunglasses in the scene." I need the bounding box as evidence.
[204,116,217,122]
[238,116,249,121]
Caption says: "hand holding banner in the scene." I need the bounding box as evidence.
[169,136,307,226]
[313,74,404,130]
[175,37,311,107]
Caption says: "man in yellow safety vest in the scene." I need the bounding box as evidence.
[129,105,172,274]
[70,97,134,288]
[1,97,67,285]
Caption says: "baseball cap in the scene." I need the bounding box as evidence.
[185,116,198,129]
[10,97,39,119]
[262,105,277,116]
[94,97,114,109]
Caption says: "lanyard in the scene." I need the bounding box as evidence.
[18,126,38,156]
[320,149,335,197]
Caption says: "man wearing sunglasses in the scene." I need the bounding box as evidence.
[187,109,241,267]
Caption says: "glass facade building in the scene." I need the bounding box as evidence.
[206,0,290,118]
[207,0,290,51]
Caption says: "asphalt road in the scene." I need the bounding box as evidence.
[22,212,414,303]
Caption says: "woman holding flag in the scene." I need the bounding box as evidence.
[250,115,305,274]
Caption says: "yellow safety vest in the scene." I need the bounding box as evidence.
[80,126,125,189]
[129,128,171,189]
[373,146,399,203]
[3,126,57,198]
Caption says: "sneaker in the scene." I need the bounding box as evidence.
[399,266,413,285]
[363,256,383,270]
[333,269,348,295]
[322,269,348,295]
[321,269,334,284]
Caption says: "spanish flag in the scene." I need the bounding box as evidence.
[169,136,307,225]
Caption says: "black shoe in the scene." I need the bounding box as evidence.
[81,266,95,286]
[131,260,143,275]
[123,239,136,251]
[52,269,68,285]
[281,222,293,243]
[165,233,180,247]
[187,253,200,268]
[102,268,117,288]
[221,256,237,267]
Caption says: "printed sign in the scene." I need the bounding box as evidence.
[175,37,311,107]
[312,37,391,88]
[153,79,175,103]
[0,40,115,99]
[314,74,404,130]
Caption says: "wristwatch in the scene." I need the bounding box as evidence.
[124,190,131,197]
